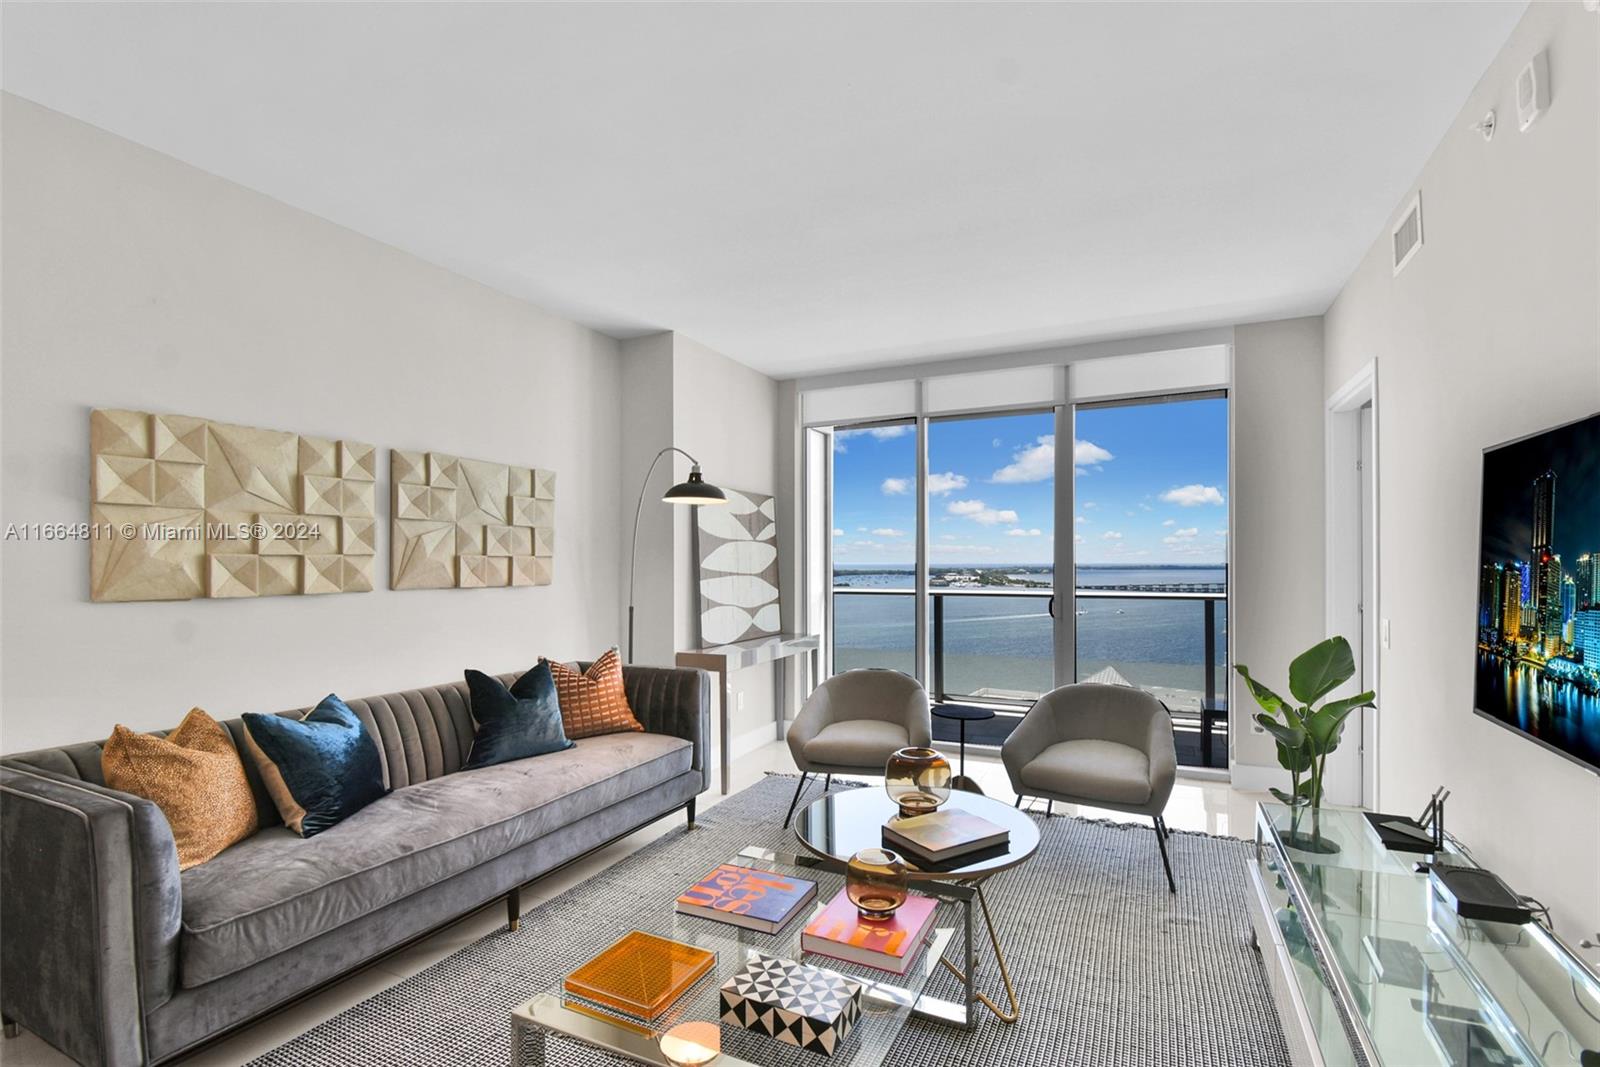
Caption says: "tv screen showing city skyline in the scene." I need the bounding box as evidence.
[1475,411,1600,772]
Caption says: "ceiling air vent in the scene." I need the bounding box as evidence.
[1392,193,1423,276]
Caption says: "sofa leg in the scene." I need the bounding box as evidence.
[507,885,522,931]
[686,798,696,827]
[1153,817,1176,894]
[3,1016,17,1039]
[782,772,811,829]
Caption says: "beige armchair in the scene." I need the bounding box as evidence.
[1001,682,1179,892]
[783,669,931,827]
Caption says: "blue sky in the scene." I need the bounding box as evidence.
[832,397,1228,566]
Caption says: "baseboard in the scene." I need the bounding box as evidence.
[730,721,782,761]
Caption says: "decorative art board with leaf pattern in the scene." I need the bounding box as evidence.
[389,450,554,590]
[694,486,780,645]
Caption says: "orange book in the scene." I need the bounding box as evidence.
[800,889,936,976]
[563,931,715,1020]
[676,864,818,934]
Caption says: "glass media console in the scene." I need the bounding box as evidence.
[1248,803,1600,1067]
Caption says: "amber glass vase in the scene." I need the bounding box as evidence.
[846,847,909,921]
[884,746,951,817]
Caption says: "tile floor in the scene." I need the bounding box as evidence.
[1,742,1265,1067]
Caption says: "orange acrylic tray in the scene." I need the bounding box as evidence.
[562,931,716,1020]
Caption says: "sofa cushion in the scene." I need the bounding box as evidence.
[177,730,691,987]
[802,719,911,768]
[1019,738,1152,807]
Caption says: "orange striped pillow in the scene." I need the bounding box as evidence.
[547,649,645,739]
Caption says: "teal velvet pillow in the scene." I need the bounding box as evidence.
[463,663,575,770]
[241,695,388,837]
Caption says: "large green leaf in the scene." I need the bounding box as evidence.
[1255,713,1306,750]
[1275,738,1314,774]
[1235,664,1292,716]
[1304,690,1374,752]
[1289,637,1356,705]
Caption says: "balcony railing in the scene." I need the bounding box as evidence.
[830,585,1229,768]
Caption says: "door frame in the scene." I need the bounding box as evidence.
[1325,360,1380,809]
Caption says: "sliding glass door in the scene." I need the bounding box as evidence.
[829,420,918,676]
[1073,393,1230,767]
[816,382,1230,770]
[925,410,1056,704]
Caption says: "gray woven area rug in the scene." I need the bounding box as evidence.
[248,775,1289,1067]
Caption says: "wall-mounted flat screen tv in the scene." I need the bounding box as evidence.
[1475,411,1600,773]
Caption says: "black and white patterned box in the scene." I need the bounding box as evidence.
[718,953,863,1057]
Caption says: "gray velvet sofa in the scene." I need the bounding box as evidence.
[0,663,709,1067]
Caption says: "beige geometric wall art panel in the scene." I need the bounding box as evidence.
[388,450,553,592]
[88,408,373,602]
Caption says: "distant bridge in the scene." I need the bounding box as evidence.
[1077,583,1227,595]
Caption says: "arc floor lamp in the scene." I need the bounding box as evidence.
[627,447,726,663]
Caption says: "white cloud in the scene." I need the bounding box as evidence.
[991,437,1002,448]
[880,477,910,495]
[1073,438,1113,471]
[1214,528,1229,536]
[848,539,883,549]
[939,534,958,541]
[1162,527,1200,544]
[926,471,968,495]
[947,499,1020,526]
[1005,528,1044,537]
[836,425,911,446]
[1083,501,1098,509]
[1075,515,1087,525]
[1125,510,1135,517]
[832,528,844,536]
[992,435,1056,483]
[1102,530,1123,540]
[1161,483,1225,507]
[1074,533,1085,544]
[1161,519,1175,527]
[871,527,907,538]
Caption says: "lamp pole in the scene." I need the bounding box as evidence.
[628,446,708,664]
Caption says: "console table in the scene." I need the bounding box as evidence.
[1248,802,1600,1066]
[676,633,820,794]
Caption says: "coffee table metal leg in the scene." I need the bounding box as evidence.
[936,884,1021,1025]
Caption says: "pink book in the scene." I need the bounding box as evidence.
[800,888,937,976]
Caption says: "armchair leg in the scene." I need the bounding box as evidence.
[782,772,811,829]
[3,1016,17,1039]
[507,885,523,931]
[1153,816,1176,894]
[1045,800,1053,818]
[823,774,832,792]
[1014,793,1023,808]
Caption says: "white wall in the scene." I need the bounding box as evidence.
[618,333,677,668]
[0,94,625,752]
[1230,317,1328,774]
[1324,1,1600,942]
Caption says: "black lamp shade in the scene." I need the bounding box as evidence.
[662,470,726,506]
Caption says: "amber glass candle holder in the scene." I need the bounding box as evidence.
[884,746,951,817]
[846,847,909,921]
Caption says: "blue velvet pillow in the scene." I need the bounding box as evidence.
[241,695,388,837]
[463,663,575,770]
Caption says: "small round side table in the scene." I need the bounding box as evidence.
[932,704,995,794]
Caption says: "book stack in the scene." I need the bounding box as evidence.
[801,888,937,976]
[881,809,1009,867]
[676,864,818,934]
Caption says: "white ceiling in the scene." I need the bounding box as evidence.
[2,2,1525,378]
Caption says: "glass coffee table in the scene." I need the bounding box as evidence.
[792,789,1041,1027]
[510,849,955,1066]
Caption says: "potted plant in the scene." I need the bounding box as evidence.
[1235,636,1374,853]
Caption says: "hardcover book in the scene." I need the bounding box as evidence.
[800,888,937,976]
[676,864,818,934]
[882,809,1009,863]
[562,931,715,1021]
[720,952,863,1057]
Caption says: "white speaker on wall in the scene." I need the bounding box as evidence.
[1516,50,1550,132]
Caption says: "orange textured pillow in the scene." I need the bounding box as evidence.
[102,708,259,870]
[547,649,645,739]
